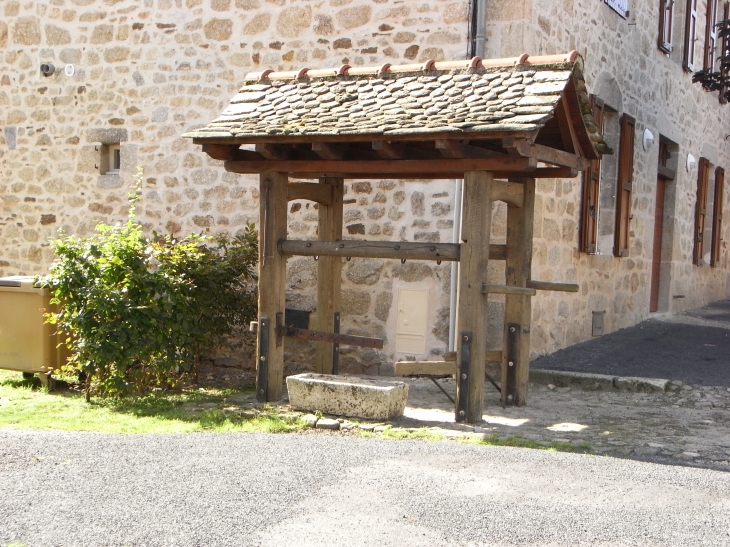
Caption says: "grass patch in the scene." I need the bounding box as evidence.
[461,434,592,453]
[379,427,443,441]
[0,370,303,435]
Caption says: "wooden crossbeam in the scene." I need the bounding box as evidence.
[394,351,504,376]
[482,283,536,296]
[526,280,580,292]
[224,157,537,175]
[312,142,346,160]
[278,239,509,261]
[286,182,333,205]
[277,325,383,349]
[255,143,291,160]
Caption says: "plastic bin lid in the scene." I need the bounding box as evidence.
[0,276,46,293]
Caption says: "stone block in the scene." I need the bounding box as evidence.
[286,373,409,420]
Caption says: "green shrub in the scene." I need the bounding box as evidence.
[42,174,258,398]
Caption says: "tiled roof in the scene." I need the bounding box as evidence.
[184,52,611,156]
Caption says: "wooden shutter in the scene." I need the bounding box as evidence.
[721,2,730,104]
[659,0,674,52]
[614,114,635,257]
[693,157,710,265]
[704,0,719,70]
[580,96,604,253]
[711,166,725,266]
[684,0,699,71]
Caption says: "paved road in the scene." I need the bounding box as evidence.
[2,430,729,546]
[533,299,730,386]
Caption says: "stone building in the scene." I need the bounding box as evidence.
[1,0,729,376]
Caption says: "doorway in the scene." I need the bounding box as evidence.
[650,138,677,312]
[649,177,665,312]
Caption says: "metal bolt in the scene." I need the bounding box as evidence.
[508,361,514,367]
[509,326,516,333]
[430,246,436,251]
[259,389,264,395]
[260,356,266,361]
[507,394,513,402]
[462,335,469,342]
[339,243,345,248]
[306,242,312,247]
[461,373,467,379]
[458,410,465,416]
[394,244,400,250]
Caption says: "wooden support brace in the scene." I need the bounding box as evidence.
[492,180,524,207]
[526,280,580,292]
[312,142,347,160]
[255,143,291,160]
[286,182,333,205]
[507,139,589,170]
[435,140,508,160]
[483,283,536,296]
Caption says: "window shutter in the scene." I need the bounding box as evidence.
[693,157,710,265]
[711,166,725,266]
[614,114,635,257]
[721,2,730,104]
[704,0,719,71]
[659,0,674,52]
[684,0,699,71]
[580,96,604,253]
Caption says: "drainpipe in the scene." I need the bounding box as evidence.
[450,0,486,350]
[448,179,463,351]
[471,0,488,58]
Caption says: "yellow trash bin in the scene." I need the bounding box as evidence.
[0,276,68,386]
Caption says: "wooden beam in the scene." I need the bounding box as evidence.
[482,283,536,296]
[502,178,535,407]
[224,157,537,175]
[508,139,589,170]
[279,240,508,262]
[492,180,524,207]
[372,140,434,160]
[201,143,264,161]
[255,143,291,160]
[436,139,509,159]
[256,171,288,402]
[279,239,461,261]
[508,167,578,181]
[526,280,579,292]
[315,177,344,374]
[312,142,347,160]
[456,170,493,423]
[394,361,457,376]
[284,168,571,180]
[286,182,333,205]
[555,94,584,157]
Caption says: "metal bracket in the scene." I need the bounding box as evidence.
[332,311,341,375]
[256,317,270,403]
[456,331,472,423]
[275,312,284,347]
[505,322,520,406]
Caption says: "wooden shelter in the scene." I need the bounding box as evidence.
[184,51,611,423]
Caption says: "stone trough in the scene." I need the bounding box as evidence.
[286,373,409,420]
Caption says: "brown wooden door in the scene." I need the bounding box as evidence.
[650,178,665,312]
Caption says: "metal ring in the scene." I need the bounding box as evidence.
[346,256,351,261]
[401,258,406,264]
[314,255,318,261]
[436,260,442,265]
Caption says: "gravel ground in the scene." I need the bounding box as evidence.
[2,430,730,547]
[532,299,730,386]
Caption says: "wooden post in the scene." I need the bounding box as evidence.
[455,171,493,423]
[502,178,535,406]
[315,177,344,374]
[256,172,288,401]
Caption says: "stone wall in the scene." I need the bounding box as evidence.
[2,0,729,373]
[485,0,730,357]
[0,0,469,372]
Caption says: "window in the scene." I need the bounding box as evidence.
[693,157,710,265]
[721,3,730,103]
[711,166,725,266]
[614,114,635,257]
[683,0,699,71]
[605,0,629,18]
[580,95,605,253]
[659,0,675,52]
[100,143,121,175]
[704,0,719,71]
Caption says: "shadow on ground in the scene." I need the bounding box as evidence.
[533,299,730,386]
